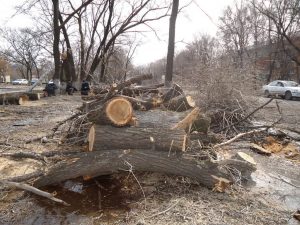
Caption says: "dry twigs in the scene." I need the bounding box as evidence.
[0,180,70,206]
[217,98,274,133]
[214,129,267,149]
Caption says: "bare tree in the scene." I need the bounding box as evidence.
[165,0,179,87]
[0,28,42,81]
[219,1,252,68]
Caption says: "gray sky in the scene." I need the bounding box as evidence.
[0,0,235,65]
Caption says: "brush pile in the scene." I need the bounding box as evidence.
[28,74,257,191]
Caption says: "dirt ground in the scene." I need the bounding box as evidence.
[0,93,299,225]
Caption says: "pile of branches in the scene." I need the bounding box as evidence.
[0,74,258,206]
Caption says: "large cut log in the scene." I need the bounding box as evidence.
[134,109,187,128]
[88,125,188,152]
[118,95,162,111]
[25,92,41,101]
[88,97,133,126]
[122,83,164,97]
[33,149,256,188]
[161,83,184,102]
[164,95,195,112]
[0,93,29,105]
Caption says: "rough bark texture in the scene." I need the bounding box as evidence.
[122,83,164,97]
[118,95,162,111]
[89,125,188,152]
[165,0,179,87]
[134,109,187,129]
[52,0,60,81]
[164,95,195,112]
[0,93,28,105]
[161,83,184,102]
[33,149,256,188]
[25,92,41,101]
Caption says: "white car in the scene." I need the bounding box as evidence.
[263,80,300,100]
[12,79,29,85]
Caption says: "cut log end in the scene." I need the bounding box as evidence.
[186,95,196,107]
[235,152,257,165]
[88,125,95,152]
[19,95,29,105]
[106,97,133,126]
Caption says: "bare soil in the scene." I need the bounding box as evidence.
[0,93,299,225]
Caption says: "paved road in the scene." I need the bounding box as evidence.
[250,96,300,133]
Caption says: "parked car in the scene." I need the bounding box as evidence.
[31,78,39,85]
[263,80,300,100]
[12,79,29,85]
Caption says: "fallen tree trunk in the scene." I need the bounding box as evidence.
[25,92,41,101]
[122,83,164,97]
[164,95,195,112]
[87,97,133,126]
[134,109,186,128]
[88,125,188,152]
[118,95,162,111]
[33,149,256,188]
[0,93,29,105]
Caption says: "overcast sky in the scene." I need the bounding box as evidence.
[0,0,235,66]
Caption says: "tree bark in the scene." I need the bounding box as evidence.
[164,95,195,112]
[161,83,184,102]
[25,92,41,101]
[89,125,188,152]
[165,0,179,87]
[0,93,28,105]
[33,149,256,188]
[52,0,60,81]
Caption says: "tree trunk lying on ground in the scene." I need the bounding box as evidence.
[25,92,41,101]
[88,125,188,152]
[0,93,29,105]
[119,95,162,111]
[121,83,164,97]
[33,149,256,189]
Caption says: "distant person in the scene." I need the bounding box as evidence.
[66,82,77,95]
[81,80,90,95]
[43,82,57,97]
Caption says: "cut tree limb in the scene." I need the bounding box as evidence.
[25,92,41,101]
[164,95,195,112]
[161,83,184,102]
[214,129,266,148]
[172,107,201,132]
[0,180,69,206]
[250,143,271,155]
[88,125,188,152]
[33,149,256,188]
[118,95,162,111]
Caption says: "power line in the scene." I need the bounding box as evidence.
[192,0,220,28]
